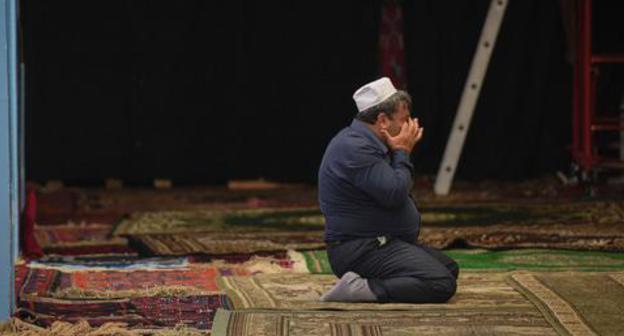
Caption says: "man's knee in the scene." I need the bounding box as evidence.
[429,276,457,303]
[397,276,456,303]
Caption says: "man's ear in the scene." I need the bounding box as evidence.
[377,112,390,129]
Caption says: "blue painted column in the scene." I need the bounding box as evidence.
[0,0,19,321]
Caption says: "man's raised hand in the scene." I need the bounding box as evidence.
[381,118,424,154]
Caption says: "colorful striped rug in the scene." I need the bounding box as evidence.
[17,294,230,331]
[15,255,293,331]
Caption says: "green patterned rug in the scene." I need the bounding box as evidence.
[296,249,624,274]
[114,208,324,236]
[418,201,624,251]
[113,201,624,255]
[114,208,325,255]
[114,202,624,235]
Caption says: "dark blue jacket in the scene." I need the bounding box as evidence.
[318,119,421,242]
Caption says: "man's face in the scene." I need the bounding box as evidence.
[384,101,411,137]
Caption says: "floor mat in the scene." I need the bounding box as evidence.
[213,271,624,336]
[509,271,624,336]
[114,201,624,255]
[14,256,295,331]
[217,271,527,310]
[211,308,556,336]
[16,294,229,330]
[212,271,555,336]
[34,223,133,256]
[114,208,325,255]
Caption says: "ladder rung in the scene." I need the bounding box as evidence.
[591,54,624,64]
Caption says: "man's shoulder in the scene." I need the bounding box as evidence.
[326,127,383,166]
[332,126,372,148]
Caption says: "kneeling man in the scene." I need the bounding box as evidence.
[318,77,459,303]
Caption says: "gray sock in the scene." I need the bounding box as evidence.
[320,272,378,302]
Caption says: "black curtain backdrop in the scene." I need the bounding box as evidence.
[404,0,573,180]
[22,0,622,186]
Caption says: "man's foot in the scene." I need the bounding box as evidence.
[320,272,378,302]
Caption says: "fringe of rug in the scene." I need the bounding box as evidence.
[51,285,212,299]
[0,319,207,336]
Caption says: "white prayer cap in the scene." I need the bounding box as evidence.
[352,77,398,113]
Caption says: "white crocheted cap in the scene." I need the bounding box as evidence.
[352,77,398,112]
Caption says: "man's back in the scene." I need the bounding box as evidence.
[318,119,421,242]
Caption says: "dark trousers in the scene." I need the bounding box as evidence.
[327,237,459,303]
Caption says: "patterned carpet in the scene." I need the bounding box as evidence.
[509,272,624,336]
[12,185,624,335]
[112,201,624,255]
[217,272,528,310]
[12,252,624,335]
[13,255,294,331]
[17,295,229,331]
[33,223,134,256]
[420,201,624,251]
[113,208,325,255]
[212,271,624,336]
[212,308,556,336]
